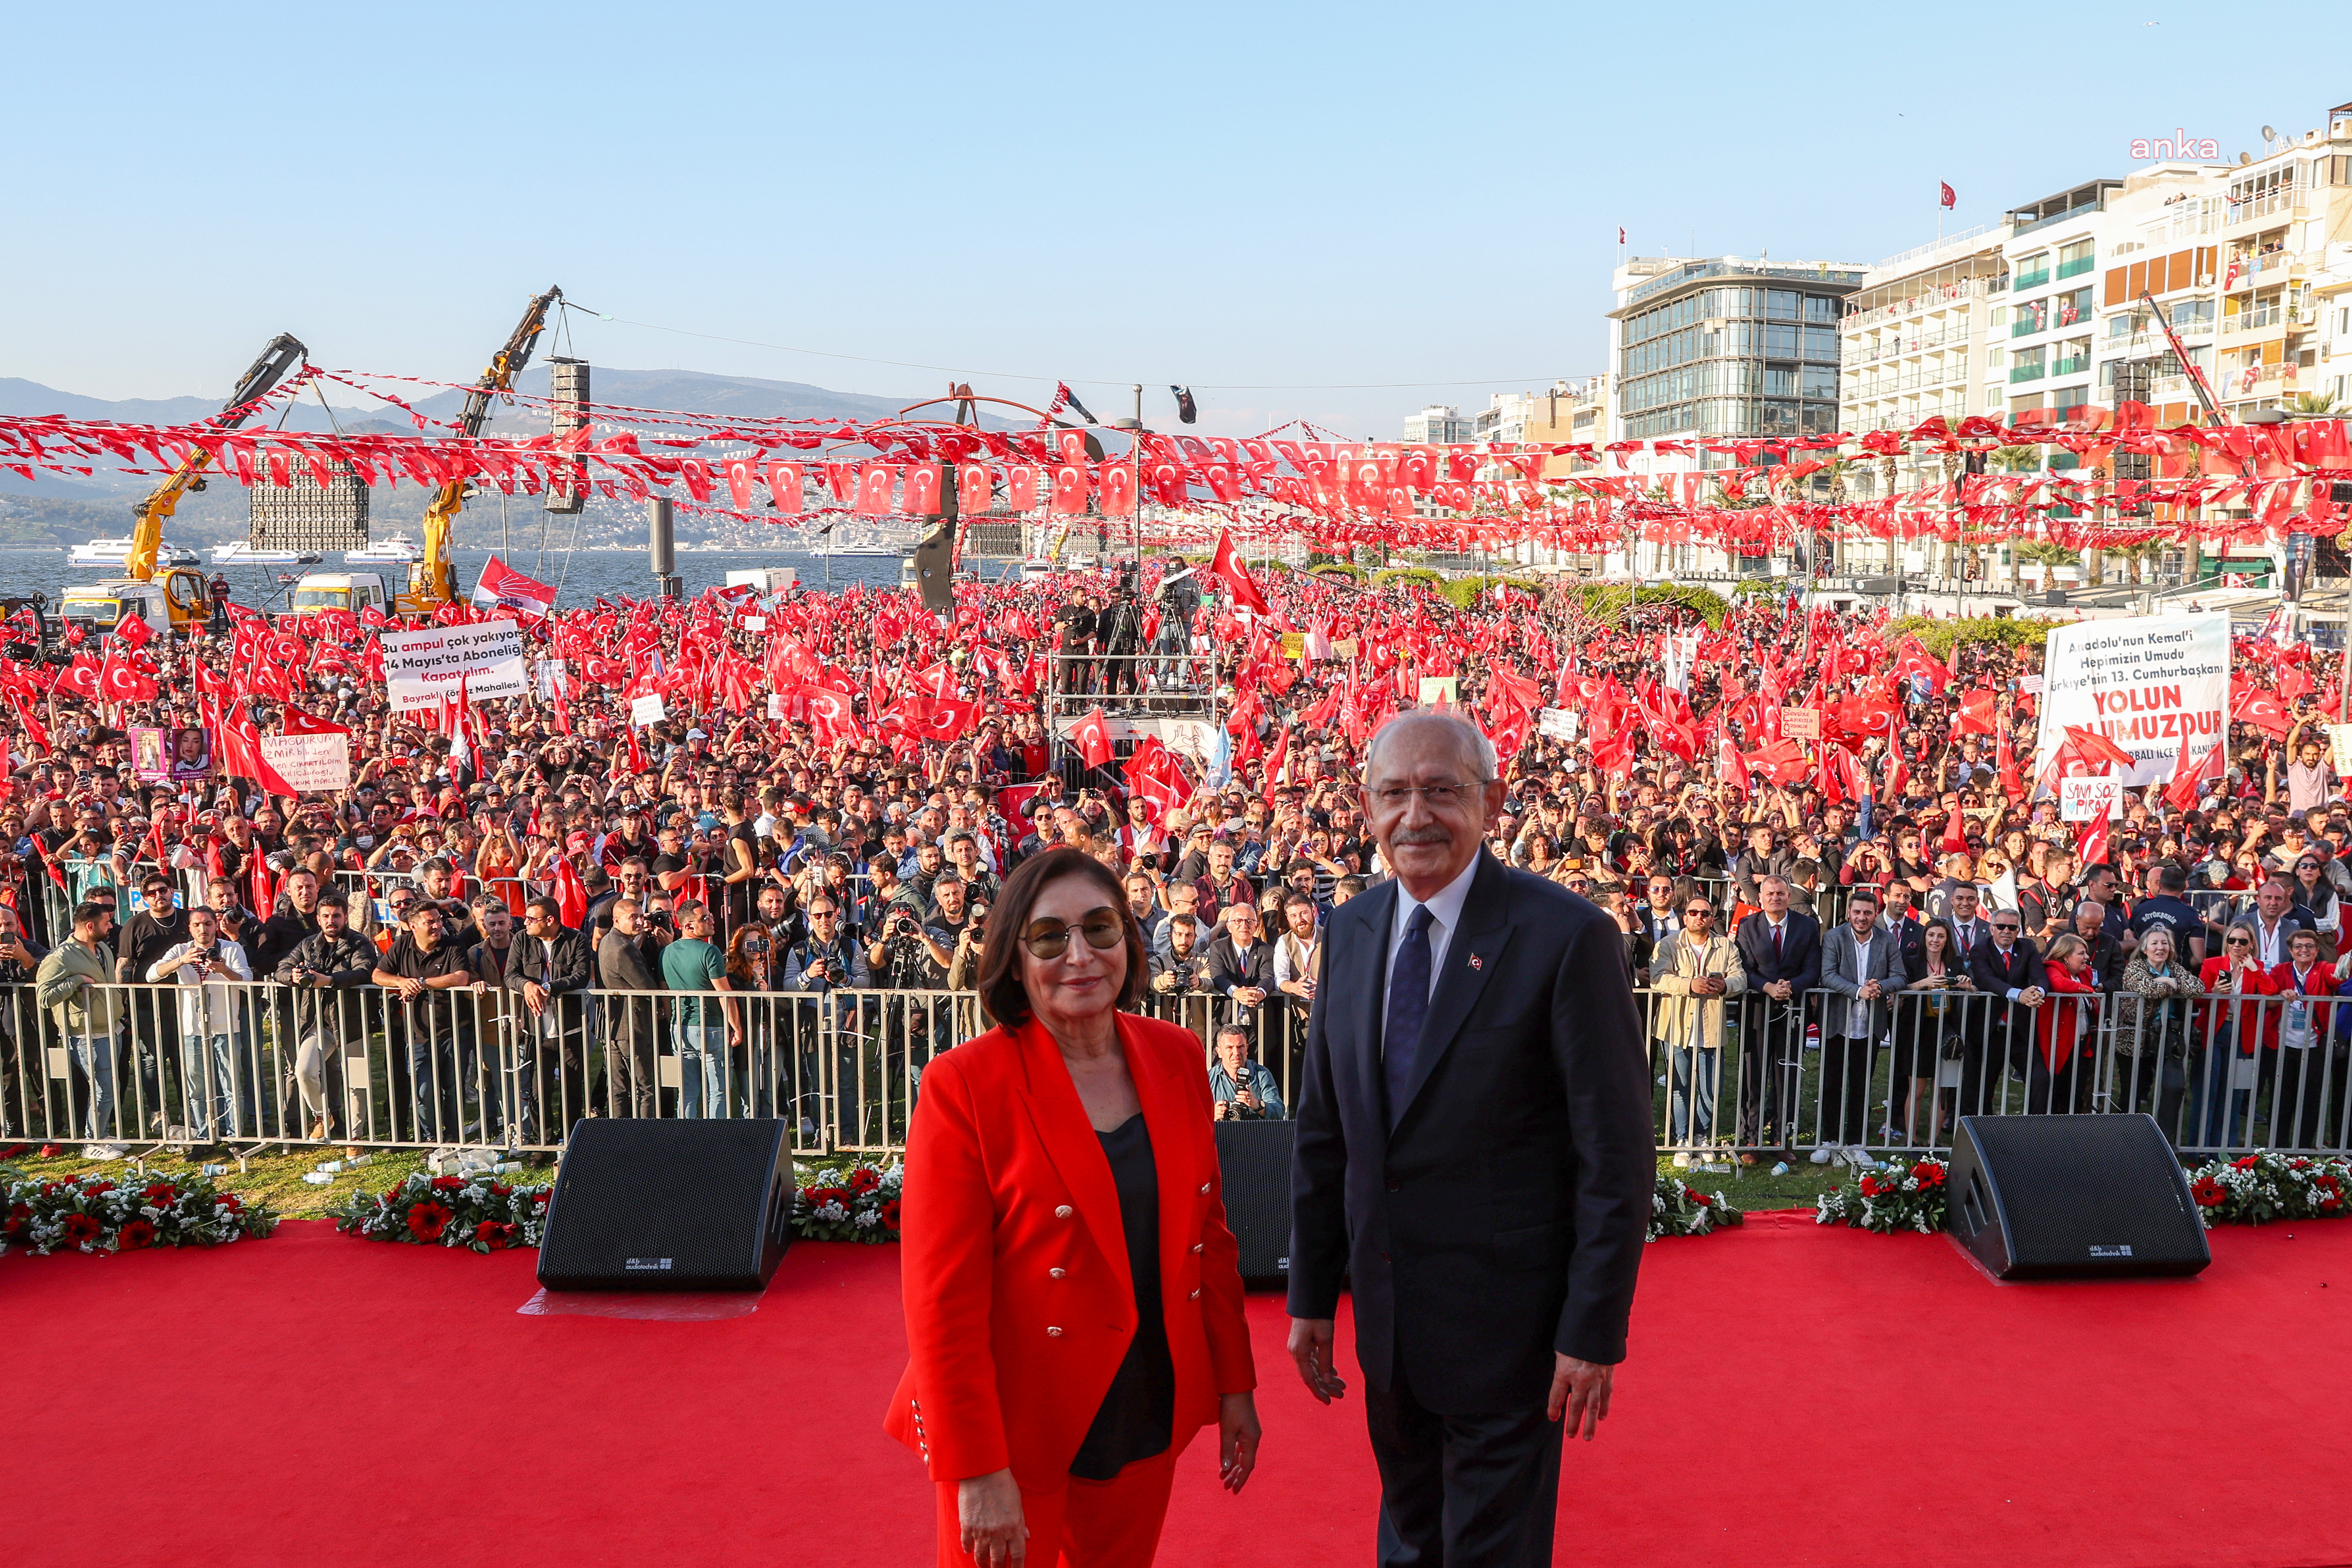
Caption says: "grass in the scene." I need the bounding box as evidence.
[0,1143,515,1220]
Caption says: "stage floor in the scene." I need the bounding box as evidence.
[9,1215,2352,1568]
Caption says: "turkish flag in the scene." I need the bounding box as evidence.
[112,612,153,652]
[1940,181,1957,209]
[1211,529,1271,615]
[912,698,979,745]
[59,655,101,700]
[98,653,156,703]
[2231,684,2292,739]
[2167,736,2225,812]
[2062,724,2137,772]
[551,854,588,931]
[765,460,804,514]
[957,461,992,515]
[1956,689,1996,735]
[1074,705,1114,772]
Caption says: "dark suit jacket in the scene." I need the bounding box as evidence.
[1734,910,1822,998]
[1287,853,1653,1412]
[1969,938,2047,1042]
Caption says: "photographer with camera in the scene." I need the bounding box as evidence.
[1099,563,1144,701]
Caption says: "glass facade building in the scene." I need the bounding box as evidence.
[1610,262,1864,441]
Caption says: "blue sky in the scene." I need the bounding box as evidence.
[4,2,2343,438]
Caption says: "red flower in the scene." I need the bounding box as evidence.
[531,1190,550,1208]
[39,1144,62,1158]
[1681,1185,1707,1206]
[799,1186,818,1206]
[1,1216,21,1237]
[81,1184,110,1198]
[475,1221,512,1247]
[142,1182,179,1207]
[878,1199,902,1232]
[1911,1161,1945,1185]
[216,1194,242,1213]
[2232,1155,2260,1170]
[814,1186,852,1211]
[2292,1158,2312,1170]
[407,1202,453,1242]
[118,1219,158,1249]
[2322,1198,2344,1214]
[1859,1175,1882,1197]
[430,1175,465,1192]
[847,1166,881,1195]
[60,1212,103,1246]
[8,1201,28,1219]
[2191,1177,2228,1207]
[2316,1175,2341,1194]
[488,1183,511,1198]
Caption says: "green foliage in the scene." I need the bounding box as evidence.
[1571,581,1733,628]
[1730,577,1788,598]
[1371,567,1446,591]
[1648,1174,1744,1241]
[1885,614,2059,655]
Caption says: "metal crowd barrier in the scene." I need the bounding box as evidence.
[14,966,2337,1167]
[1638,981,2352,1163]
[0,975,1309,1160]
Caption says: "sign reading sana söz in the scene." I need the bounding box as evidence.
[2032,612,2227,791]
[378,620,529,712]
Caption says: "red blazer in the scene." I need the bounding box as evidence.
[2034,963,2099,1068]
[2266,960,2339,1053]
[885,1012,1255,1490]
[2199,957,2278,1053]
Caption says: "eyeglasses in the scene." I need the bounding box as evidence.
[1021,908,1127,960]
[1684,906,1713,918]
[1369,783,1479,811]
[2225,936,2253,947]
[1992,923,2020,932]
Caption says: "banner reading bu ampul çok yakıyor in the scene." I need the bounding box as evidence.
[2032,611,2228,791]
[378,621,529,713]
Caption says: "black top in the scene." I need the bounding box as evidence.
[1068,1113,1174,1480]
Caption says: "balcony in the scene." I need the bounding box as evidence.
[2223,306,2283,336]
[2010,364,2047,383]
[2011,267,2051,291]
[2051,356,2090,377]
[2011,316,2048,338]
[2055,255,2097,280]
[2224,187,2309,227]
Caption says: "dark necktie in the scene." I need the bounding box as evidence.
[1385,905,1437,1119]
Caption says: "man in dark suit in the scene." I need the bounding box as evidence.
[1732,875,1820,1160]
[1288,713,1653,1568]
[1964,908,2047,1118]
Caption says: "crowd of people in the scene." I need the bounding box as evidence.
[0,552,2342,1166]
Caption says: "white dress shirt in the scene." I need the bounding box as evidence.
[1381,855,1480,1038]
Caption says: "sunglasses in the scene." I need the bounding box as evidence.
[1684,906,1713,918]
[2226,936,2252,947]
[1022,907,1126,960]
[1993,923,2020,932]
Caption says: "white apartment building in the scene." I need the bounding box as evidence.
[1402,405,1475,444]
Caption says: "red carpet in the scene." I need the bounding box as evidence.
[9,1215,2352,1568]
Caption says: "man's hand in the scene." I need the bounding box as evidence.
[1287,1317,1348,1404]
[1766,979,1793,1001]
[1547,1354,1615,1440]
[521,979,548,1016]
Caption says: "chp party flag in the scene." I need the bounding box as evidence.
[471,555,557,617]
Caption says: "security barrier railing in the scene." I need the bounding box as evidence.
[11,965,2346,1168]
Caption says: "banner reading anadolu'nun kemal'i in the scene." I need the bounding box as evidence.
[2032,612,2228,792]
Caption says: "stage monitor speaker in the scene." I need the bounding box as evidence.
[1213,1118,1296,1289]
[1946,1114,2209,1280]
[911,525,955,612]
[538,1119,793,1291]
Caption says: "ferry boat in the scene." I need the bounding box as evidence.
[344,532,424,565]
[68,536,200,569]
[213,542,323,566]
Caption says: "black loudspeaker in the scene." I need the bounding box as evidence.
[537,1119,794,1291]
[1213,1118,1296,1288]
[911,525,955,612]
[1946,1114,2210,1280]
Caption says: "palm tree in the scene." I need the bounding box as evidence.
[2286,392,2341,416]
[2106,538,2171,586]
[2014,539,2078,591]
[1989,445,2042,474]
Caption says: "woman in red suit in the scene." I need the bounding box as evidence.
[887,847,1259,1567]
[2032,933,2101,1113]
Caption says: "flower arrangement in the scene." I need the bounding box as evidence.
[330,1171,550,1252]
[1816,1156,1950,1235]
[2184,1152,2352,1228]
[1647,1174,1743,1241]
[793,1158,903,1243]
[0,1165,279,1256]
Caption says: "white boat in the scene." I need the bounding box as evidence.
[69,536,199,569]
[344,532,424,565]
[213,542,323,566]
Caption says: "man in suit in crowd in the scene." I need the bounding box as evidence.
[1965,906,2047,1116]
[1817,887,1903,1162]
[1289,712,1653,1568]
[1733,875,1820,1162]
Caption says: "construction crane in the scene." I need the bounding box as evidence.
[397,286,562,613]
[59,333,306,645]
[126,332,307,581]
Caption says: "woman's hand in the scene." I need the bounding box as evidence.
[957,1469,1026,1568]
[1218,1391,1261,1495]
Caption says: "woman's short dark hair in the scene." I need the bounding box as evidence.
[975,847,1148,1028]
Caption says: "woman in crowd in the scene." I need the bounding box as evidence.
[888,847,1258,1568]
[2267,926,2339,1149]
[2115,924,2200,1142]
[2290,852,2340,961]
[1892,918,1970,1143]
[2195,919,2277,1147]
[2033,933,2101,1115]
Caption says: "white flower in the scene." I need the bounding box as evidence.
[853,1210,880,1228]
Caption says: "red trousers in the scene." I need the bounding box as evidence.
[934,1450,1178,1568]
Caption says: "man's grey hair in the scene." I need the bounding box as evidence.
[1361,711,1497,786]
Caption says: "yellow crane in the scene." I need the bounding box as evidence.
[75,334,308,637]
[396,287,562,613]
